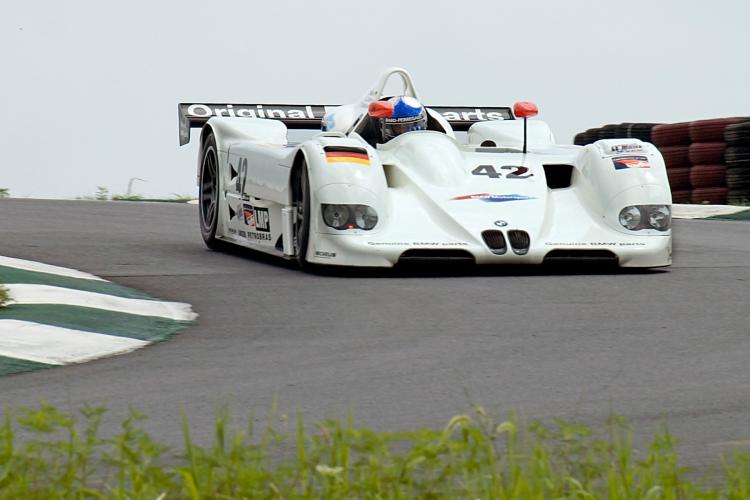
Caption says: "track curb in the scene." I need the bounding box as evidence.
[0,257,197,376]
[672,203,750,220]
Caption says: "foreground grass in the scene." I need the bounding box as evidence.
[0,284,8,307]
[1,404,749,498]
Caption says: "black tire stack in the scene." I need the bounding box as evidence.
[651,123,692,203]
[573,123,659,146]
[725,122,750,204]
[686,118,748,204]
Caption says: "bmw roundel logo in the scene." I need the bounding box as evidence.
[494,220,508,227]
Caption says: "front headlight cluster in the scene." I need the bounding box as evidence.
[321,204,378,230]
[618,205,671,231]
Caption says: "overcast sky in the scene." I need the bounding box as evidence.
[2,0,749,199]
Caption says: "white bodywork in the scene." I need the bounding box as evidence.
[194,68,672,268]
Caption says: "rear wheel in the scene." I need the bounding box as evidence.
[199,133,222,249]
[293,163,311,268]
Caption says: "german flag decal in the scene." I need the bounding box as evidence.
[324,147,370,166]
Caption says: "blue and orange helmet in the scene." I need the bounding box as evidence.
[368,96,427,141]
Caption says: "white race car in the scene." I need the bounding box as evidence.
[178,67,672,268]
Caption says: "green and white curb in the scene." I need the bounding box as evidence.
[673,204,750,220]
[0,256,197,376]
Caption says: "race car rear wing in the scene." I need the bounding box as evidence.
[178,103,514,145]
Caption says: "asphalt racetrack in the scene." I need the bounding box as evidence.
[1,199,748,469]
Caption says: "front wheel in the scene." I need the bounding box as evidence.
[293,164,311,268]
[199,133,222,249]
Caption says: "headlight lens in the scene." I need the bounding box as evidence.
[354,205,378,230]
[619,206,642,230]
[321,204,378,230]
[322,204,350,229]
[618,205,671,231]
[647,206,671,231]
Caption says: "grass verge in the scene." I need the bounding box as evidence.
[1,404,749,498]
[0,283,9,307]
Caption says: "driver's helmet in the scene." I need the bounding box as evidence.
[367,96,427,142]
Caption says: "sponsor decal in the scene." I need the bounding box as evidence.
[240,205,271,241]
[436,107,511,122]
[544,242,587,246]
[366,242,468,247]
[253,207,270,232]
[325,151,370,166]
[450,193,535,203]
[472,164,533,179]
[183,104,512,123]
[242,204,255,228]
[187,104,322,120]
[234,157,249,194]
[543,242,646,247]
[494,220,508,227]
[247,232,272,241]
[612,155,650,170]
[314,250,337,258]
[611,143,644,154]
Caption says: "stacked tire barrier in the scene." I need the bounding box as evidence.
[651,122,691,203]
[725,122,750,204]
[574,117,750,204]
[573,123,659,146]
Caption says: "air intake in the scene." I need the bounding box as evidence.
[543,249,618,264]
[398,249,475,263]
[543,164,574,189]
[481,230,507,254]
[507,230,531,255]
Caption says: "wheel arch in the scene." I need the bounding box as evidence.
[290,149,308,191]
[196,124,218,185]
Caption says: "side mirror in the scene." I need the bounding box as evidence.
[513,101,538,119]
[513,101,539,153]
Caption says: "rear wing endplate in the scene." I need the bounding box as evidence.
[178,103,513,145]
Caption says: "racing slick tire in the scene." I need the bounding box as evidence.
[651,122,691,147]
[198,132,224,250]
[688,143,726,165]
[597,124,618,140]
[689,165,726,189]
[293,161,312,269]
[629,123,659,142]
[659,146,690,168]
[666,167,691,191]
[726,168,750,189]
[671,189,691,204]
[616,123,633,138]
[725,147,750,167]
[724,122,750,146]
[728,189,750,205]
[689,118,749,143]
